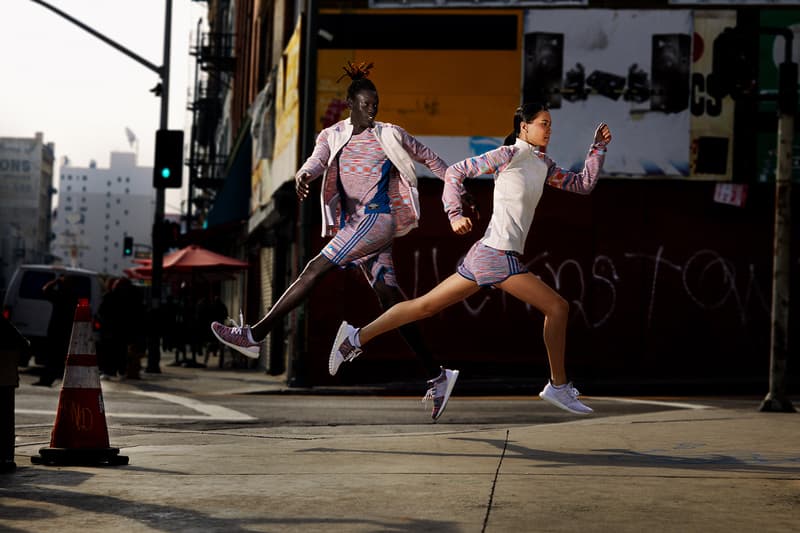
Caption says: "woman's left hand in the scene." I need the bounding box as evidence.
[594,123,612,145]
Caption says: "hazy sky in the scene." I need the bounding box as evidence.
[1,0,207,214]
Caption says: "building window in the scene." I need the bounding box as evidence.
[116,198,121,204]
[83,175,87,181]
[125,177,130,183]
[125,188,129,194]
[124,209,129,215]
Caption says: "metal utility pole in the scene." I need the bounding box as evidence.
[147,0,172,374]
[287,0,318,387]
[760,29,796,413]
[30,0,174,373]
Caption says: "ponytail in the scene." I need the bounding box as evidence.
[506,102,549,145]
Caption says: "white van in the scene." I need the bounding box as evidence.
[2,264,104,366]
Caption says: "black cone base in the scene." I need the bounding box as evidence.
[31,447,129,466]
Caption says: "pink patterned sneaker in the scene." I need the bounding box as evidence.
[329,321,362,376]
[422,367,459,422]
[210,312,260,359]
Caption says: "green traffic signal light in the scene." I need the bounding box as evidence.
[123,236,134,257]
[153,130,184,188]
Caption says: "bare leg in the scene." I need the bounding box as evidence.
[359,274,479,346]
[371,280,440,379]
[496,273,569,385]
[251,254,335,341]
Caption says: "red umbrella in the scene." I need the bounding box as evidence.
[126,245,248,281]
[163,245,248,271]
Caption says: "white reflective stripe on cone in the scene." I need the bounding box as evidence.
[62,365,101,389]
[67,322,95,355]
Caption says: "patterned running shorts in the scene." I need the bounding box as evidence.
[322,212,398,287]
[457,240,528,287]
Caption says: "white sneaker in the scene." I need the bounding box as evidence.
[538,381,593,415]
[422,367,459,422]
[329,321,362,376]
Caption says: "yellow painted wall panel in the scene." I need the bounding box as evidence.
[318,49,520,136]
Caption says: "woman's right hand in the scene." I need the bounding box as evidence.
[295,170,311,200]
[450,216,473,235]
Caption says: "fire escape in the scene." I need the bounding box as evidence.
[187,23,236,231]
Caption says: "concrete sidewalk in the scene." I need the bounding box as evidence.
[4,365,800,533]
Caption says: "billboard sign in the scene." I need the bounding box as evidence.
[523,9,693,178]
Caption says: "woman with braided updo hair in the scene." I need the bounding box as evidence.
[212,61,469,420]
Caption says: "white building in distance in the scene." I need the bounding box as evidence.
[0,132,55,292]
[52,152,155,276]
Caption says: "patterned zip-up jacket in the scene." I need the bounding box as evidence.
[443,137,607,253]
[298,118,448,238]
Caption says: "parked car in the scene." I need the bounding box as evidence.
[2,265,103,367]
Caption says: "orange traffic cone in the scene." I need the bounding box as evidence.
[31,299,128,466]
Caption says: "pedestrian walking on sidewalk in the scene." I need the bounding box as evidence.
[211,61,473,415]
[33,274,78,387]
[330,102,612,417]
[97,278,147,379]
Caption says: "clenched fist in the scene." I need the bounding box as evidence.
[594,123,612,145]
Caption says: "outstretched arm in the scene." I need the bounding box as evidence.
[398,126,448,180]
[546,122,612,194]
[398,126,479,226]
[443,145,515,222]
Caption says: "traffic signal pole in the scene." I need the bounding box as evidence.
[147,0,173,373]
[30,0,174,373]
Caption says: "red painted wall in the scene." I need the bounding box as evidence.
[303,178,796,392]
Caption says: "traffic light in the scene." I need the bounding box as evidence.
[153,129,184,188]
[123,236,134,257]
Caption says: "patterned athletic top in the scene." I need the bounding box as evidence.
[300,121,448,236]
[337,129,398,225]
[443,138,607,253]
